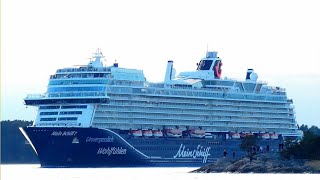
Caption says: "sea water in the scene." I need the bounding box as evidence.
[1,164,318,180]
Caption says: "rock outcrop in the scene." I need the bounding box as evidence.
[191,153,320,173]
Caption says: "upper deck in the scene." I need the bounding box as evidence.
[25,50,289,104]
[25,50,299,137]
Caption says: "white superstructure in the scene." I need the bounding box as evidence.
[25,50,300,138]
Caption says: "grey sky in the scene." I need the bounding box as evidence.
[1,0,320,127]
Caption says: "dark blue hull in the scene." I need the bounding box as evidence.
[20,127,282,167]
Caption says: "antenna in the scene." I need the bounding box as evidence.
[206,44,209,53]
[206,44,209,58]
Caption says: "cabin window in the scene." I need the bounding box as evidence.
[197,60,213,70]
[59,111,82,115]
[40,118,57,121]
[58,117,78,121]
[40,112,59,115]
[39,106,60,109]
[61,105,87,109]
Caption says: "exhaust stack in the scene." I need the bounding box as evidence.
[164,60,174,83]
[246,69,258,81]
[246,69,254,80]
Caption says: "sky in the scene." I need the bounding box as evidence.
[1,0,320,127]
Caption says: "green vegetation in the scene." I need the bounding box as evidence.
[240,135,257,154]
[1,120,39,163]
[299,124,320,136]
[280,125,320,160]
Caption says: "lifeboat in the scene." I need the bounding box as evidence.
[204,133,213,139]
[230,132,241,139]
[259,133,270,139]
[190,129,205,138]
[131,130,142,137]
[152,130,163,138]
[142,130,153,137]
[240,132,253,138]
[269,133,278,140]
[166,129,182,138]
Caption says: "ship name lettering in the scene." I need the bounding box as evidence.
[173,144,211,163]
[51,131,77,136]
[86,136,114,143]
[97,147,127,156]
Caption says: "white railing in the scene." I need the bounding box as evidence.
[48,92,107,98]
[92,118,296,132]
[26,94,46,99]
[95,108,293,120]
[108,96,289,109]
[107,84,288,102]
[98,104,292,114]
[93,112,294,124]
[26,92,108,99]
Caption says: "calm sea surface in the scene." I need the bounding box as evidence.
[1,164,318,180]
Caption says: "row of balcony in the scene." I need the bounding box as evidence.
[100,102,294,115]
[95,107,294,120]
[93,113,296,126]
[91,120,297,133]
[108,95,292,109]
[26,92,108,99]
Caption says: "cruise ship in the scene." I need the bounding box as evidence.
[20,49,302,167]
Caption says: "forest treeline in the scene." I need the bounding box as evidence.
[281,124,320,160]
[1,120,320,163]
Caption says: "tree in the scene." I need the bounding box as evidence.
[299,124,309,132]
[280,137,301,159]
[281,126,320,160]
[240,135,257,155]
[299,131,320,159]
[308,126,320,136]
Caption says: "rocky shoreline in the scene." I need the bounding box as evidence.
[191,152,320,174]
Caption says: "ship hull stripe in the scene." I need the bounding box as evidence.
[103,128,148,158]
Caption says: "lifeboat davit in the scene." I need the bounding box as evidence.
[142,130,153,137]
[152,130,163,138]
[230,132,241,139]
[190,129,205,138]
[166,129,182,138]
[240,132,253,138]
[259,133,270,139]
[131,130,142,137]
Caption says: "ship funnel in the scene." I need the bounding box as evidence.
[246,69,258,81]
[164,60,174,83]
[246,69,254,80]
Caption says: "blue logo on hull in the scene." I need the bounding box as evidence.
[173,144,211,163]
